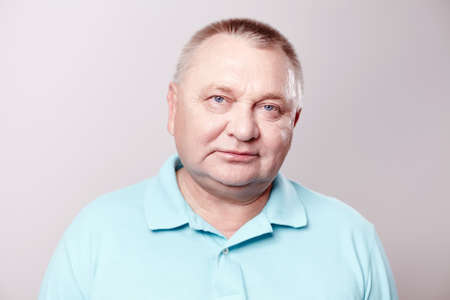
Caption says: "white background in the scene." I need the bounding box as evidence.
[1,1,449,299]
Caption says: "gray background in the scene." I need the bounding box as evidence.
[1,0,449,299]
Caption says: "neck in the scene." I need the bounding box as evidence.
[176,168,271,239]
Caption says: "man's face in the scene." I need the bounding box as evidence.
[167,34,300,189]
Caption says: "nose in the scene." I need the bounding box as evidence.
[226,105,260,142]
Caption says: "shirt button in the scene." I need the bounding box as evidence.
[222,248,229,255]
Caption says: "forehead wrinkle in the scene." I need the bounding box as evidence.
[184,34,296,106]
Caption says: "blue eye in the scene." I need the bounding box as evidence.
[263,104,276,111]
[213,96,225,103]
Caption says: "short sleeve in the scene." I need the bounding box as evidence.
[38,238,87,300]
[39,203,98,300]
[364,230,399,300]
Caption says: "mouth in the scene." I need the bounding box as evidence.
[215,150,259,162]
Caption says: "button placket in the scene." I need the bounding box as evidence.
[213,248,247,300]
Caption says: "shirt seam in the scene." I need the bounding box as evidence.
[364,223,377,299]
[62,238,88,300]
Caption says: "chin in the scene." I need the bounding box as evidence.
[208,169,267,188]
[213,177,254,187]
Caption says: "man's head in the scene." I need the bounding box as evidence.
[174,18,303,109]
[167,18,303,195]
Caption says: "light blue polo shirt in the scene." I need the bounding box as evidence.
[39,155,398,300]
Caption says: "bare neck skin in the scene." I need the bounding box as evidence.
[176,167,271,239]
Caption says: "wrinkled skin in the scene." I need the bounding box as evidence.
[167,34,300,202]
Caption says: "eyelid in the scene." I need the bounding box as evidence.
[208,94,232,103]
[260,102,281,111]
[208,94,222,99]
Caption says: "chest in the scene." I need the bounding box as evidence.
[88,229,365,300]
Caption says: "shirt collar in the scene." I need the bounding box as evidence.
[144,154,308,231]
[262,173,308,228]
[144,155,190,230]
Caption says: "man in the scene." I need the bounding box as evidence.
[39,18,398,300]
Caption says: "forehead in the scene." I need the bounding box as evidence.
[182,34,295,99]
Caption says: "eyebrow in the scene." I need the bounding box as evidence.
[255,92,285,102]
[201,84,286,102]
[201,84,235,97]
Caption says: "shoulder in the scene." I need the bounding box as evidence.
[88,178,150,213]
[288,179,381,261]
[291,180,373,229]
[63,178,152,238]
[287,179,377,251]
[284,179,398,297]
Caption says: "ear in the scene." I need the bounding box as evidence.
[293,108,302,128]
[167,82,178,136]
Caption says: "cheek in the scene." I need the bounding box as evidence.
[279,127,291,144]
[176,104,226,146]
[201,113,228,143]
[260,123,293,155]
